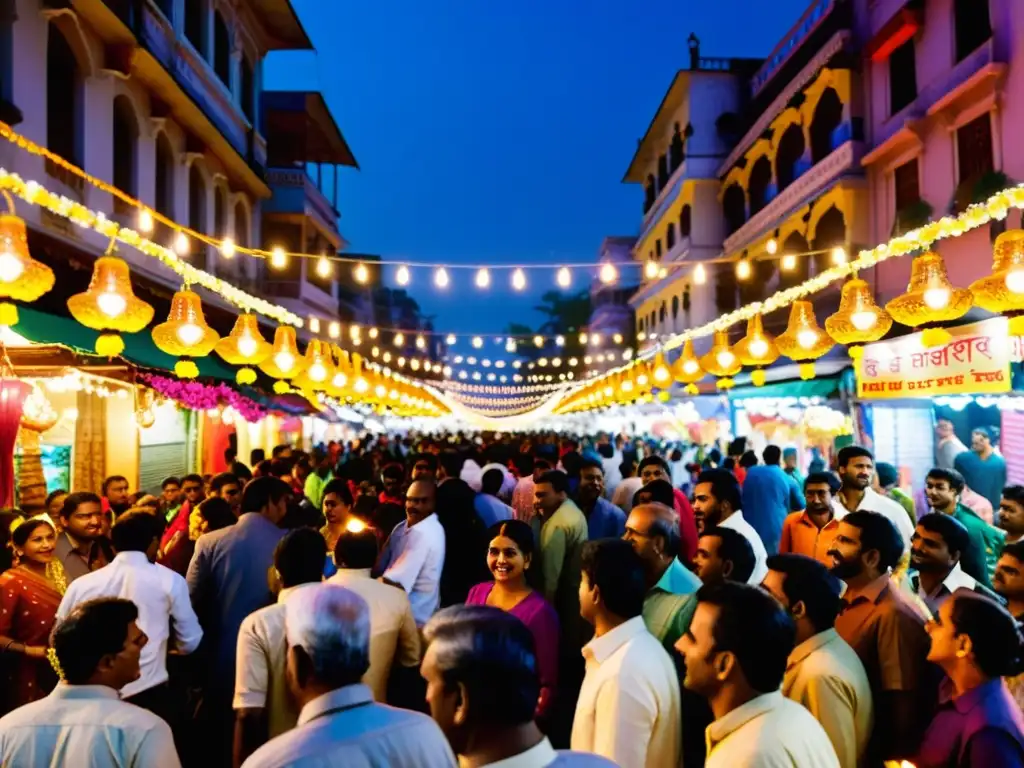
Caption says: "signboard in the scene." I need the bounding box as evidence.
[857,318,1013,399]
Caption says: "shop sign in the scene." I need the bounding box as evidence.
[857,318,1012,399]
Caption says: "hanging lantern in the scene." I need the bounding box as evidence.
[825,277,893,358]
[734,314,779,387]
[350,353,370,400]
[776,301,834,380]
[885,251,973,348]
[151,288,220,379]
[67,255,154,357]
[19,384,58,433]
[259,326,307,390]
[326,346,351,398]
[0,193,55,326]
[293,340,336,392]
[671,339,704,394]
[970,229,1024,335]
[651,351,672,389]
[215,314,272,385]
[634,361,654,396]
[700,330,742,389]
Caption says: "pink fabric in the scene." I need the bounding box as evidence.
[672,487,699,565]
[0,379,29,508]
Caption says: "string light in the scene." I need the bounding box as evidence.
[591,333,602,345]
[511,268,526,290]
[446,334,456,345]
[579,333,588,344]
[782,253,797,271]
[137,209,154,233]
[174,231,190,256]
[555,335,565,347]
[506,338,516,352]
[644,260,658,279]
[316,255,332,278]
[220,238,236,259]
[472,336,483,348]
[350,324,361,339]
[328,321,340,339]
[766,238,778,255]
[613,333,623,344]
[270,247,288,269]
[354,263,369,284]
[534,335,544,347]
[434,267,450,288]
[694,263,707,285]
[393,332,405,346]
[475,268,491,288]
[599,263,617,284]
[396,265,410,285]
[415,335,426,350]
[736,259,751,280]
[557,267,571,287]
[309,317,321,334]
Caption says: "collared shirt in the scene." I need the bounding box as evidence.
[833,486,915,553]
[911,561,979,617]
[381,513,446,627]
[0,683,180,767]
[54,532,110,584]
[481,737,616,767]
[718,511,769,585]
[571,616,681,767]
[581,497,626,540]
[234,583,320,738]
[783,629,873,768]
[512,476,537,522]
[533,499,589,650]
[949,503,1004,586]
[936,435,968,471]
[326,568,420,701]
[741,464,805,555]
[779,510,843,567]
[241,683,456,768]
[705,691,840,768]
[642,558,701,647]
[475,493,515,528]
[57,551,202,698]
[304,471,333,509]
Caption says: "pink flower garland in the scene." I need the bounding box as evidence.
[141,374,267,423]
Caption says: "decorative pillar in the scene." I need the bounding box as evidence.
[72,390,106,493]
[16,428,46,512]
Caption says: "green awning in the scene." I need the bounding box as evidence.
[13,306,238,381]
[729,375,845,401]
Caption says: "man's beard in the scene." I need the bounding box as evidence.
[829,556,862,580]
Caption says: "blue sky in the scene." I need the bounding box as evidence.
[265,0,809,335]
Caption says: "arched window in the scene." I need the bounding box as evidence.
[213,11,231,88]
[637,317,644,334]
[682,287,691,313]
[666,223,676,250]
[240,56,255,123]
[188,165,207,268]
[670,123,684,171]
[811,206,846,275]
[723,184,746,235]
[779,232,811,289]
[155,133,175,225]
[234,202,249,247]
[775,124,805,191]
[955,0,991,62]
[671,295,679,319]
[185,0,206,54]
[714,263,738,314]
[112,96,138,215]
[656,239,662,259]
[679,204,692,238]
[214,187,227,238]
[748,156,772,215]
[644,175,656,213]
[46,24,82,168]
[649,311,656,329]
[810,88,843,164]
[657,154,669,191]
[659,303,667,324]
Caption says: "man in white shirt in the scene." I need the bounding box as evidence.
[56,510,202,724]
[0,598,180,767]
[572,539,681,768]
[233,528,326,768]
[379,480,446,627]
[833,446,913,553]
[327,526,420,702]
[692,468,769,584]
[423,604,614,767]
[677,582,840,768]
[611,459,643,514]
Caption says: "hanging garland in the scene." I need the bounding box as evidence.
[141,374,267,423]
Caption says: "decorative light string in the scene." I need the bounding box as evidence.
[446,391,550,407]
[434,379,568,394]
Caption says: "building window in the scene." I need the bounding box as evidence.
[188,165,207,269]
[184,0,206,54]
[955,0,991,63]
[682,287,691,312]
[670,124,684,171]
[240,56,254,123]
[775,123,805,191]
[679,205,692,238]
[723,184,746,235]
[46,24,82,168]
[748,156,772,215]
[666,223,676,250]
[112,96,137,215]
[234,202,249,247]
[889,38,917,115]
[957,113,994,186]
[671,296,679,319]
[644,175,656,213]
[810,87,843,164]
[214,186,227,237]
[0,5,13,111]
[894,158,920,212]
[155,133,175,232]
[213,11,231,88]
[811,206,846,275]
[659,303,666,323]
[657,154,669,190]
[656,239,662,258]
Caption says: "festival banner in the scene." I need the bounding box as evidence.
[856,318,1012,399]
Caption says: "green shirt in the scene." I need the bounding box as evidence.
[889,488,917,527]
[642,558,701,649]
[533,499,589,650]
[951,503,1005,587]
[304,472,333,509]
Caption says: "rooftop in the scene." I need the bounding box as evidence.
[263,91,359,168]
[250,0,314,50]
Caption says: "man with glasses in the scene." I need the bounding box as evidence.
[159,474,206,557]
[55,492,113,583]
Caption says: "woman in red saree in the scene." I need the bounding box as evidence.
[0,519,65,714]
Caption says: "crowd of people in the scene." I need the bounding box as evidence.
[0,424,1021,766]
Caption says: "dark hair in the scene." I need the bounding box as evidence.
[696,468,742,512]
[487,519,535,559]
[52,598,140,684]
[723,457,736,471]
[917,512,970,561]
[949,591,1024,677]
[210,472,239,494]
[240,477,292,514]
[321,479,354,507]
[43,489,67,510]
[110,510,163,553]
[633,479,674,507]
[579,457,604,474]
[762,445,782,465]
[440,451,466,479]
[424,605,540,727]
[1003,540,1024,564]
[697,582,796,693]
[536,470,569,495]
[481,468,504,496]
[101,475,128,495]
[272,444,290,458]
[60,492,102,520]
[837,446,873,468]
[841,510,905,571]
[597,443,614,459]
[580,539,646,619]
[700,526,756,583]
[875,462,899,489]
[766,554,843,634]
[381,464,405,481]
[973,425,999,444]
[1004,486,1024,508]
[224,446,237,463]
[637,455,670,476]
[533,458,552,473]
[250,448,266,465]
[160,477,180,490]
[739,450,758,469]
[334,528,379,570]
[927,467,966,494]
[274,528,327,588]
[11,519,54,549]
[197,497,236,531]
[413,453,439,472]
[182,474,203,487]
[269,458,293,478]
[619,459,635,477]
[804,471,839,493]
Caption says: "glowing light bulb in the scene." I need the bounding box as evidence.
[645,260,659,279]
[654,366,670,383]
[316,256,332,279]
[782,253,797,271]
[354,377,369,393]
[393,333,405,346]
[506,338,517,352]
[415,335,426,350]
[531,335,543,348]
[137,209,154,233]
[1006,269,1024,294]
[716,350,735,368]
[0,251,23,283]
[557,267,571,287]
[271,247,288,269]
[274,351,296,373]
[511,268,526,290]
[923,287,951,310]
[354,263,369,284]
[736,260,751,280]
[797,329,818,349]
[368,327,379,339]
[683,360,699,375]
[220,238,236,259]
[308,362,327,382]
[766,238,778,255]
[174,231,190,256]
[851,310,878,331]
[237,334,258,358]
[375,384,387,397]
[445,334,456,345]
[831,246,848,265]
[748,338,769,359]
[472,336,483,348]
[591,334,602,345]
[579,333,589,344]
[309,317,321,334]
[599,263,617,284]
[396,265,410,286]
[434,267,449,288]
[555,335,565,347]
[328,322,340,339]
[350,325,361,339]
[176,322,204,346]
[613,333,623,344]
[97,292,126,318]
[694,263,707,284]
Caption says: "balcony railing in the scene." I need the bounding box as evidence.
[265,168,341,239]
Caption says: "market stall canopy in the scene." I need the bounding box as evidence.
[729,365,855,401]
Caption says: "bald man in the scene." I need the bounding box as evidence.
[380,480,447,627]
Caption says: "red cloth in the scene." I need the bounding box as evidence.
[378,491,403,507]
[0,380,29,508]
[0,566,59,712]
[159,501,192,554]
[673,487,698,565]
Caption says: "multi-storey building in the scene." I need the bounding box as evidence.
[588,236,637,374]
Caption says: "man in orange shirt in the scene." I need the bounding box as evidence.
[779,472,842,566]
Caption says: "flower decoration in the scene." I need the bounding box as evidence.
[775,301,834,380]
[67,254,154,357]
[215,313,272,385]
[970,229,1024,335]
[140,374,267,422]
[151,289,220,378]
[825,277,893,357]
[733,314,779,387]
[0,191,54,325]
[886,251,973,348]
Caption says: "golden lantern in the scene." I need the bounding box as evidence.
[259,326,307,389]
[970,229,1024,335]
[885,251,973,348]
[326,346,351,397]
[672,339,704,394]
[292,340,336,392]
[0,194,55,325]
[776,301,834,380]
[634,361,653,396]
[151,289,220,379]
[700,330,742,389]
[215,314,272,385]
[68,256,155,357]
[349,353,370,400]
[651,351,672,389]
[734,314,779,387]
[825,277,893,357]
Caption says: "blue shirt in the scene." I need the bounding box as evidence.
[241,683,456,768]
[955,451,1008,511]
[582,497,627,540]
[741,465,805,556]
[474,493,514,529]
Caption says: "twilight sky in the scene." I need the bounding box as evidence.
[265,0,809,335]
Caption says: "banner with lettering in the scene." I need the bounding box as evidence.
[856,318,1012,399]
